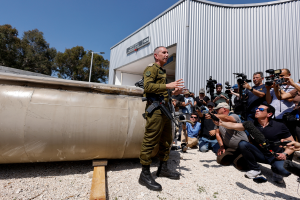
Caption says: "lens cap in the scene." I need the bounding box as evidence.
[253,176,267,183]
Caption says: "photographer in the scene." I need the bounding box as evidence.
[230,84,242,112]
[206,102,248,170]
[181,112,201,152]
[196,102,220,153]
[266,69,298,118]
[195,88,210,107]
[212,83,229,106]
[219,103,294,183]
[272,77,300,104]
[243,72,267,121]
[182,90,194,120]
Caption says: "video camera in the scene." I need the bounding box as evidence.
[233,73,251,85]
[206,76,217,99]
[224,81,232,95]
[265,69,285,86]
[233,73,250,120]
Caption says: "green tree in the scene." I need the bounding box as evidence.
[19,29,57,75]
[0,24,21,67]
[54,46,109,83]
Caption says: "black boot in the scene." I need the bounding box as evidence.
[139,165,162,191]
[156,161,180,179]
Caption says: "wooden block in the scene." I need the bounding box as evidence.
[90,166,106,200]
[93,160,108,167]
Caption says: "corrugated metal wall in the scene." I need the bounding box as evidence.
[109,0,300,95]
[188,0,300,93]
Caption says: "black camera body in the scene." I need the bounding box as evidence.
[265,69,284,86]
[233,73,251,85]
[206,76,217,90]
[206,76,217,101]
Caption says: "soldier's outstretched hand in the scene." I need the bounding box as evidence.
[166,79,184,89]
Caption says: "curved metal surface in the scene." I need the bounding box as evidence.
[0,73,147,164]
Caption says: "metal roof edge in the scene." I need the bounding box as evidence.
[110,0,185,50]
[193,0,296,8]
[110,0,297,50]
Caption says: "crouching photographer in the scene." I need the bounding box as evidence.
[218,103,295,183]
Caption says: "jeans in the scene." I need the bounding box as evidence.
[238,140,291,177]
[198,137,220,154]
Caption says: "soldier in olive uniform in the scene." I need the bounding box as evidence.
[138,46,184,191]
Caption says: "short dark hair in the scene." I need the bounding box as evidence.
[261,103,275,118]
[216,84,222,89]
[191,112,199,118]
[153,46,165,61]
[253,72,264,78]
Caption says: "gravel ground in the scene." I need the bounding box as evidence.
[1,149,300,200]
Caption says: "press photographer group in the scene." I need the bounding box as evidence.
[171,68,300,184]
[135,46,300,193]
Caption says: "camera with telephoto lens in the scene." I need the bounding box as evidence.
[233,73,251,85]
[265,69,285,86]
[206,76,217,94]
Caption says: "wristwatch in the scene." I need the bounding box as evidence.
[250,87,254,92]
[282,152,288,157]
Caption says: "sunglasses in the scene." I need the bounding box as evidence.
[190,116,198,119]
[216,83,222,86]
[256,108,265,112]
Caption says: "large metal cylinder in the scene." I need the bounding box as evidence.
[0,73,147,164]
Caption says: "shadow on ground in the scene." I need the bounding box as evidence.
[0,160,93,180]
[236,182,297,199]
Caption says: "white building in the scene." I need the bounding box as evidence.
[109,0,300,94]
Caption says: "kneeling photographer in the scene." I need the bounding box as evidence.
[218,103,295,183]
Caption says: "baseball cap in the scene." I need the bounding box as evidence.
[213,102,230,110]
[207,102,215,107]
[199,88,205,94]
[232,84,238,89]
[184,90,190,95]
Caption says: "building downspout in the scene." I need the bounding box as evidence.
[184,0,190,88]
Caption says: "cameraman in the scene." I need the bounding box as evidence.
[272,76,300,104]
[212,83,229,106]
[243,72,267,121]
[266,69,299,119]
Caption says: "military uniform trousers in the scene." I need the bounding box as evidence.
[139,109,172,165]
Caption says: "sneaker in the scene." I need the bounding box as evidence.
[245,170,261,179]
[272,172,284,184]
[182,145,187,153]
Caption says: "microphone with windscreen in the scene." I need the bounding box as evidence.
[242,121,291,157]
[284,160,300,178]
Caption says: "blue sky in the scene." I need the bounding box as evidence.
[1,0,277,61]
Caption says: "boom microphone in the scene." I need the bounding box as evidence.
[242,121,267,147]
[284,160,300,177]
[242,121,292,157]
